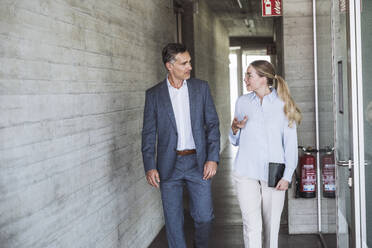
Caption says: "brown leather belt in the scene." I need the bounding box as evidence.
[176,149,196,156]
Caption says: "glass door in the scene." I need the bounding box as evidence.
[333,2,353,245]
[332,0,362,247]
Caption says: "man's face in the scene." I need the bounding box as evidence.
[167,52,192,81]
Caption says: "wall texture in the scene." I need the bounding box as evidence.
[316,0,336,234]
[283,0,318,234]
[193,0,230,150]
[0,1,176,247]
[284,0,337,234]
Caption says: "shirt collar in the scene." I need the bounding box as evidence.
[166,75,187,89]
[252,88,277,103]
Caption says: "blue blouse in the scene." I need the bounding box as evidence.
[229,89,298,182]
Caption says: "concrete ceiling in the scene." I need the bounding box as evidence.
[203,0,274,37]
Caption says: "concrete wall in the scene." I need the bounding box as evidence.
[316,0,336,233]
[0,1,176,247]
[283,0,317,234]
[193,0,230,150]
[283,0,336,234]
[317,0,334,148]
[274,18,284,77]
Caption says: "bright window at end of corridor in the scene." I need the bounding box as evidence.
[229,53,238,123]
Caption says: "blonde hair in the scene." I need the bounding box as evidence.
[250,60,302,127]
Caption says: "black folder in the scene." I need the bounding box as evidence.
[268,162,285,187]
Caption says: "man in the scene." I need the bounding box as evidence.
[141,43,220,248]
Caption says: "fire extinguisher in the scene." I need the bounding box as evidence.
[320,147,336,198]
[264,0,272,15]
[298,146,317,198]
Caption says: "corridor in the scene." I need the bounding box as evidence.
[1,0,372,247]
[149,146,336,248]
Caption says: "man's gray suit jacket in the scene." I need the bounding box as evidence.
[141,78,220,180]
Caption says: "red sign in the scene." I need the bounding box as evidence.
[262,0,282,17]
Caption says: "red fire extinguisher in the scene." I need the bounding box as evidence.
[321,147,336,198]
[298,146,317,198]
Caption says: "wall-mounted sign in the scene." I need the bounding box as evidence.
[262,0,282,17]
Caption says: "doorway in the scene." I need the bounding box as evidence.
[242,53,271,94]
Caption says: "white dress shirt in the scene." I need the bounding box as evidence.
[229,89,298,182]
[167,78,196,150]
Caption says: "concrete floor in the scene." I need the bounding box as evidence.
[149,146,337,248]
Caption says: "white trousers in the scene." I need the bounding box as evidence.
[233,174,285,248]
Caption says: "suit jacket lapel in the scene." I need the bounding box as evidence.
[159,80,177,132]
[187,79,197,130]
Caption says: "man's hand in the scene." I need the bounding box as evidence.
[146,169,160,188]
[231,116,248,134]
[275,179,289,191]
[203,161,218,180]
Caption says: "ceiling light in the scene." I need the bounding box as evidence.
[236,0,242,8]
[230,46,241,50]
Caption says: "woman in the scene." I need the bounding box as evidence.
[229,60,302,248]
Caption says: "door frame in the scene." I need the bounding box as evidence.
[352,0,367,246]
[335,0,366,247]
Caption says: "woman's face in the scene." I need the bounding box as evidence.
[244,65,267,92]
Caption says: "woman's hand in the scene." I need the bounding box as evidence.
[275,179,289,191]
[231,116,248,134]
